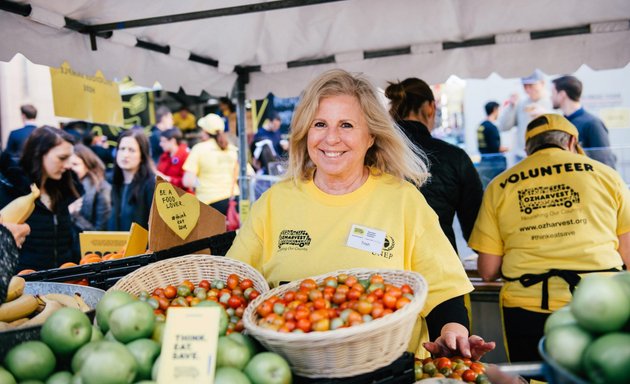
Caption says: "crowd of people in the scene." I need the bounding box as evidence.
[0,69,626,377]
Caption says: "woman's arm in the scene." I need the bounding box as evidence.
[477,251,503,281]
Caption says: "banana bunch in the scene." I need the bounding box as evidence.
[0,183,40,224]
[0,276,92,330]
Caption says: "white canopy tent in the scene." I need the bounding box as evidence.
[1,0,629,199]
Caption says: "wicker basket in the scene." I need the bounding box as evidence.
[109,254,269,296]
[243,268,428,378]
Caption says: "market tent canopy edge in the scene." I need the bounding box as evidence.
[1,0,629,99]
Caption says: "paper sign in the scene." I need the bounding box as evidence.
[79,231,129,258]
[123,223,148,257]
[157,307,220,384]
[238,199,251,228]
[599,107,630,129]
[50,62,123,126]
[155,183,200,240]
[346,224,386,254]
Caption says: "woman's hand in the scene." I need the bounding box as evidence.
[1,222,30,248]
[423,322,495,361]
[68,197,83,215]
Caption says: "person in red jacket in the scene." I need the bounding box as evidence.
[156,128,190,191]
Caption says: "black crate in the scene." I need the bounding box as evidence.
[21,231,236,290]
[293,352,415,384]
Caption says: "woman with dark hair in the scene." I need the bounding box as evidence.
[69,144,112,232]
[108,129,156,231]
[385,78,483,255]
[0,126,82,271]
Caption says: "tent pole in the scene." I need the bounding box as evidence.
[235,72,249,202]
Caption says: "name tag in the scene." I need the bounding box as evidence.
[346,224,385,254]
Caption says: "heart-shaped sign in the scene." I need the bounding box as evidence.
[154,183,200,240]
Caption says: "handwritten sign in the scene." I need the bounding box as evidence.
[157,307,220,384]
[155,183,200,240]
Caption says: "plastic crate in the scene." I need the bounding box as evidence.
[293,352,415,384]
[20,231,236,290]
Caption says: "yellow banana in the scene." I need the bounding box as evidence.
[0,321,11,331]
[74,294,91,312]
[44,293,81,310]
[9,318,29,327]
[19,296,63,328]
[0,294,39,322]
[0,183,40,224]
[5,276,25,303]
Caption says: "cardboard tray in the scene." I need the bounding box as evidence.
[20,231,236,290]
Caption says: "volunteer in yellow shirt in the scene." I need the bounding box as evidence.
[228,69,495,360]
[172,106,197,131]
[469,114,630,362]
[182,113,239,215]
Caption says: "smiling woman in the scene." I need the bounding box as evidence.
[227,69,495,360]
[0,126,83,272]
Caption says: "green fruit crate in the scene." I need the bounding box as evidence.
[19,231,236,290]
[538,338,590,384]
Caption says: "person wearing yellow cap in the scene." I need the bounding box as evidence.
[468,113,630,362]
[182,113,241,215]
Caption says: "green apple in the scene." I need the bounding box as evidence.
[244,352,292,384]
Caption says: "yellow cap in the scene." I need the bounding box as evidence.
[197,113,225,135]
[525,114,584,155]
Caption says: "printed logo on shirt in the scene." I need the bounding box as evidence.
[171,157,180,165]
[278,230,311,251]
[518,184,580,215]
[500,162,594,189]
[372,235,395,260]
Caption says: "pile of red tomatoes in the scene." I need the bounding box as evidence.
[255,273,414,333]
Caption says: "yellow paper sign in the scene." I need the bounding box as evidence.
[155,183,200,240]
[123,223,148,257]
[599,107,630,129]
[157,307,220,384]
[50,62,123,126]
[79,231,128,258]
[238,199,251,228]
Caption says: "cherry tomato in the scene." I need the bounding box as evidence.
[396,296,411,309]
[462,369,478,382]
[382,293,397,309]
[435,357,452,370]
[228,295,242,309]
[257,301,273,317]
[299,279,317,292]
[296,318,311,332]
[226,274,240,290]
[239,278,253,290]
[198,279,211,290]
[164,285,177,299]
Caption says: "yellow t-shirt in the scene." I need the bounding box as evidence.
[228,171,472,341]
[173,111,197,131]
[469,148,630,312]
[182,140,239,204]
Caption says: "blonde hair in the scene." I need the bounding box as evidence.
[285,69,429,186]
